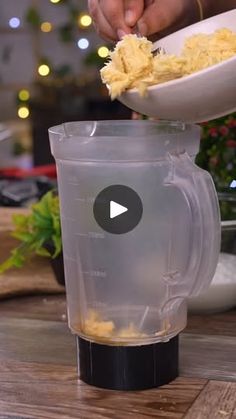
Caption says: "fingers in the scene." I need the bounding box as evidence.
[91,0,132,40]
[144,0,154,7]
[137,0,184,37]
[124,0,144,27]
[89,0,193,41]
[88,0,118,41]
[99,0,129,37]
[89,0,145,41]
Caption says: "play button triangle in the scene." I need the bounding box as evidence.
[110,200,128,219]
[93,185,143,234]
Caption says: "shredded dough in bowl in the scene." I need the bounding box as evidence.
[101,29,236,99]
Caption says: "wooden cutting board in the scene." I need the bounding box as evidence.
[0,208,65,298]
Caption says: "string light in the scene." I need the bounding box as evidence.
[50,0,61,3]
[77,38,89,50]
[41,22,52,33]
[18,106,30,119]
[97,46,109,58]
[18,89,30,101]
[38,64,50,76]
[79,14,92,27]
[9,17,21,29]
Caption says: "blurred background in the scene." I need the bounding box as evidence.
[0,0,131,171]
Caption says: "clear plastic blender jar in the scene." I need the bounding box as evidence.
[49,120,221,390]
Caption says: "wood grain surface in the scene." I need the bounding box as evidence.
[185,381,236,419]
[0,377,206,419]
[0,207,27,231]
[0,295,235,418]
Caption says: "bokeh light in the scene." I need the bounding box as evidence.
[77,38,89,50]
[97,46,109,58]
[50,0,61,3]
[38,64,50,76]
[79,14,92,27]
[41,22,52,33]
[18,89,30,101]
[18,106,30,119]
[9,17,21,29]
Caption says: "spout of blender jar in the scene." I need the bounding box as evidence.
[164,152,221,297]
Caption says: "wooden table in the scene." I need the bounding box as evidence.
[0,294,235,418]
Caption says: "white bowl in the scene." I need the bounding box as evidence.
[188,252,236,313]
[119,10,236,123]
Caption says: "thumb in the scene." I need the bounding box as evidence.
[137,0,180,37]
[124,0,145,27]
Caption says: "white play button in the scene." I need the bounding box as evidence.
[94,185,143,234]
[110,200,128,219]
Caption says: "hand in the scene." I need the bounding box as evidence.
[88,0,201,42]
[88,0,145,41]
[136,0,199,39]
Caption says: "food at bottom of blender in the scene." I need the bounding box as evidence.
[83,310,115,337]
[82,310,170,340]
[100,29,236,99]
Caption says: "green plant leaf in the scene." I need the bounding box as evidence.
[12,231,33,242]
[0,191,62,273]
[0,255,19,274]
[32,211,52,228]
[12,214,29,228]
[52,234,62,257]
[36,247,51,257]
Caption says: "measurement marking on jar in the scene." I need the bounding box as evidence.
[88,232,105,239]
[75,197,95,203]
[82,270,107,278]
[75,232,105,238]
[88,198,95,203]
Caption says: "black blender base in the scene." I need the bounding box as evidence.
[77,335,179,391]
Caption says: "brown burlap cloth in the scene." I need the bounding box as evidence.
[0,208,65,299]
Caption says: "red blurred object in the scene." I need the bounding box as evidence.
[0,164,57,179]
[226,139,236,148]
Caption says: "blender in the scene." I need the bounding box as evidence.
[49,120,221,390]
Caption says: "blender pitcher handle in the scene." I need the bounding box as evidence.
[165,152,221,297]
